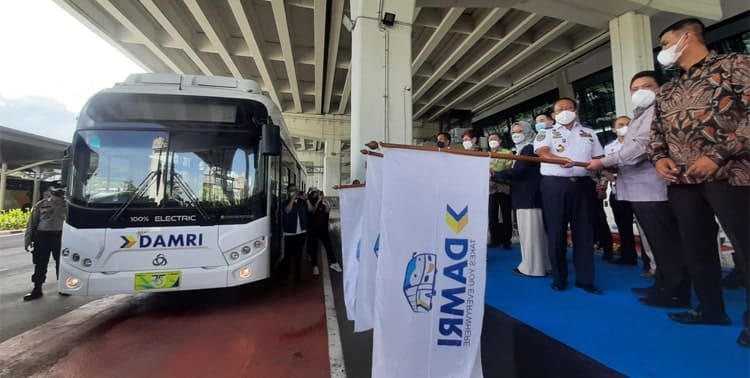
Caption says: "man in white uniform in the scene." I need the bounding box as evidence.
[534,97,605,294]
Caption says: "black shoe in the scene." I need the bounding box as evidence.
[630,286,656,296]
[668,310,731,325]
[58,292,71,297]
[23,289,43,301]
[551,281,567,291]
[575,283,603,295]
[738,329,750,348]
[639,295,691,309]
[610,258,638,266]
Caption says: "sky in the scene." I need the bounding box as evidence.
[0,1,143,142]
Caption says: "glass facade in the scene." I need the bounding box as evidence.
[572,69,618,146]
[473,89,558,149]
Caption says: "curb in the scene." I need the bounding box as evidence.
[0,230,24,236]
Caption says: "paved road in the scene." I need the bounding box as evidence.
[0,233,101,342]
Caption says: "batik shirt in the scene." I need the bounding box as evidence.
[648,52,750,186]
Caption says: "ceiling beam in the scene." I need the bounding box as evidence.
[413,13,540,119]
[228,0,282,110]
[338,64,352,115]
[473,31,610,114]
[412,8,465,75]
[313,0,327,113]
[271,0,303,113]
[412,8,507,102]
[95,0,185,73]
[184,0,242,78]
[429,21,575,121]
[140,0,214,76]
[324,0,346,114]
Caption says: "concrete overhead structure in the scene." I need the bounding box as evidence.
[52,0,735,181]
[0,126,70,211]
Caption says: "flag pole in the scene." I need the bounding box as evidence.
[333,183,366,190]
[377,141,589,167]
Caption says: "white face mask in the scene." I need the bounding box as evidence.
[511,133,526,144]
[631,89,656,108]
[657,33,687,67]
[462,140,473,150]
[488,140,500,149]
[615,126,629,137]
[554,110,576,125]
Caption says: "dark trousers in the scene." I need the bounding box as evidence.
[541,177,596,286]
[307,229,338,267]
[668,182,749,320]
[631,201,691,300]
[489,192,513,246]
[281,233,307,282]
[593,198,614,257]
[31,231,62,287]
[610,194,637,262]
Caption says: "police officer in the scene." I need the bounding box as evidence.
[534,97,605,295]
[23,183,67,301]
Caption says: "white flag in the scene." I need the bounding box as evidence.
[372,148,488,378]
[354,154,383,332]
[339,186,365,321]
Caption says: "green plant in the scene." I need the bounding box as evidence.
[0,209,31,231]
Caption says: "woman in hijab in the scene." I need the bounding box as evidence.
[491,121,550,277]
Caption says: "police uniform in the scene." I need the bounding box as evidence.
[534,123,604,293]
[24,187,67,301]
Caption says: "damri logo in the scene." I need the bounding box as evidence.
[403,253,437,312]
[437,204,476,348]
[120,233,204,249]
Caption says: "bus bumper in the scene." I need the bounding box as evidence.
[58,251,270,296]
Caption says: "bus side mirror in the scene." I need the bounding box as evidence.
[262,124,281,156]
[61,146,72,187]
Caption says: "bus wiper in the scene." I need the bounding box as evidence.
[170,170,210,221]
[109,169,159,224]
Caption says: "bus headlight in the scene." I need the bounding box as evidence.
[230,251,240,260]
[253,239,265,250]
[242,245,251,254]
[65,276,81,289]
[82,258,92,267]
[62,248,70,257]
[238,267,251,279]
[71,253,80,262]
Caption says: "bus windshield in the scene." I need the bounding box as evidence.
[70,128,266,220]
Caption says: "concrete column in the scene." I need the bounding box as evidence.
[609,11,654,117]
[0,162,7,211]
[349,0,415,181]
[555,70,575,99]
[323,139,342,195]
[33,177,41,204]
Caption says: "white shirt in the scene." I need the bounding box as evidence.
[533,122,604,177]
[604,139,623,156]
[604,139,624,194]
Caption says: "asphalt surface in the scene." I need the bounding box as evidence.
[0,233,101,342]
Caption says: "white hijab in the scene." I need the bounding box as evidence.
[512,121,536,154]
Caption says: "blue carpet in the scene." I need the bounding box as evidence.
[484,246,750,378]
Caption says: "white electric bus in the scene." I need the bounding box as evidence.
[59,73,306,295]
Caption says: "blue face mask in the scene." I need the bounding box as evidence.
[535,123,546,132]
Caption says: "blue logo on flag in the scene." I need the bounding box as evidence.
[374,234,381,257]
[403,252,437,313]
[356,239,361,261]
